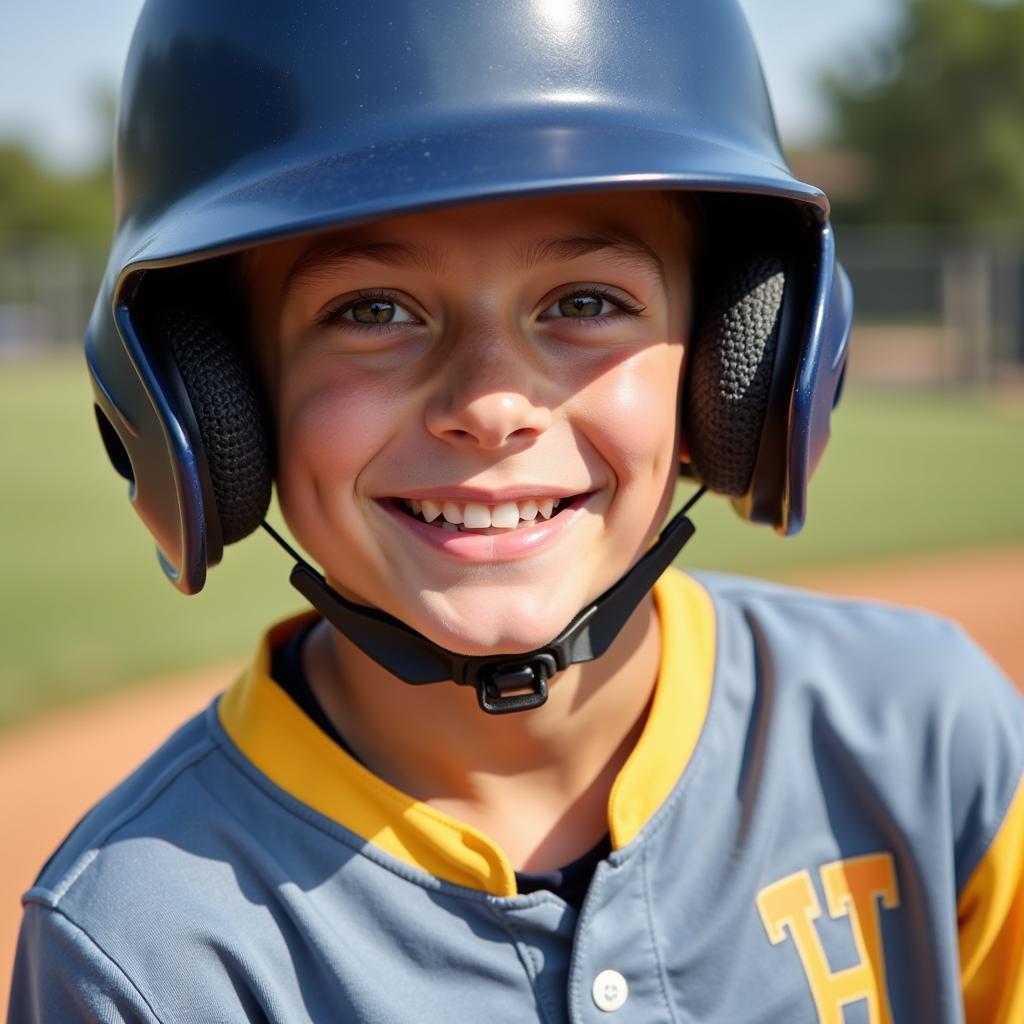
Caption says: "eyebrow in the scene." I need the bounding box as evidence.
[285,240,450,292]
[513,232,666,285]
[284,229,665,294]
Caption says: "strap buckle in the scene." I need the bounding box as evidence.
[475,655,555,714]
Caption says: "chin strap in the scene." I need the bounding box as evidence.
[261,487,706,715]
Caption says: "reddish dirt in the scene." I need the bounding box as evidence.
[2,548,1022,1008]
[0,664,237,1007]
[788,547,1023,687]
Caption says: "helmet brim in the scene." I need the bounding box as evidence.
[112,119,827,287]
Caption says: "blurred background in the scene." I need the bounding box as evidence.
[1,0,1022,730]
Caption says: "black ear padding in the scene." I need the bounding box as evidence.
[685,253,786,496]
[140,263,274,545]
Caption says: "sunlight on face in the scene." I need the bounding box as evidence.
[244,191,694,655]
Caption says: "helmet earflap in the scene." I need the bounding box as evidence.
[132,262,274,549]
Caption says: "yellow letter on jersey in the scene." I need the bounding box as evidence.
[756,854,900,1024]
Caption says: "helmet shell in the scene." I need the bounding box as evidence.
[87,0,852,591]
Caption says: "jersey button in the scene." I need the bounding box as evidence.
[591,969,629,1012]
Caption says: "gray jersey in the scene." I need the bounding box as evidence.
[10,571,1024,1023]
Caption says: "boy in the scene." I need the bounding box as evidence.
[11,1,1024,1021]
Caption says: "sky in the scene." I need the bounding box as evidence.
[0,0,900,172]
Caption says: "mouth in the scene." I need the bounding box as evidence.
[388,494,586,535]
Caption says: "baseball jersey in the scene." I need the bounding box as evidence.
[10,570,1024,1022]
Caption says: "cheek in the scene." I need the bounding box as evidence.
[274,370,404,534]
[578,344,684,484]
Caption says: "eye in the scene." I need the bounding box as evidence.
[539,288,644,321]
[316,291,420,330]
[556,294,607,318]
[344,297,415,325]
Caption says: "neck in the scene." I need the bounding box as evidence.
[305,594,662,870]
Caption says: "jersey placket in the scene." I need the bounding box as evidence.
[566,855,675,1023]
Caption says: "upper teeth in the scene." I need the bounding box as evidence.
[407,497,559,528]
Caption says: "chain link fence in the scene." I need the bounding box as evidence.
[0,239,105,356]
[839,226,1024,386]
[2,230,1023,385]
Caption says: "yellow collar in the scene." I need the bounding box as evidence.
[218,568,716,897]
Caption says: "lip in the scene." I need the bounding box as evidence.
[390,485,586,504]
[378,492,593,563]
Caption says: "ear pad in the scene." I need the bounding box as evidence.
[143,267,274,545]
[684,254,786,496]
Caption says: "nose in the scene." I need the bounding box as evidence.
[424,341,552,450]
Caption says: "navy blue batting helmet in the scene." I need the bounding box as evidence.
[88,0,852,596]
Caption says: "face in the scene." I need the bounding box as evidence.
[245,191,692,656]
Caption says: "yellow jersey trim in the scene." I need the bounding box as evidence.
[608,567,716,849]
[958,768,1024,1023]
[218,568,717,897]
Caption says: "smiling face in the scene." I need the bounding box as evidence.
[245,191,692,656]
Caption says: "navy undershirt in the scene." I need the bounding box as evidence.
[270,621,610,909]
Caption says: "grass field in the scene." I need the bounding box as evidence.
[1,353,1022,728]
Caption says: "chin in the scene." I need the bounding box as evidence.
[401,588,583,657]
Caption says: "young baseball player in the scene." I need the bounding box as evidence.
[10,1,1024,1021]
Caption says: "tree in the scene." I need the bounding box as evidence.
[825,0,1024,227]
[0,83,115,245]
[0,144,112,242]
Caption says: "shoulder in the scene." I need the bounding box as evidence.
[691,570,1024,887]
[13,705,233,1021]
[694,569,1017,709]
[28,706,223,903]
[10,902,163,1022]
[14,693,326,1018]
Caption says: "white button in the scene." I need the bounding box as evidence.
[592,969,629,1012]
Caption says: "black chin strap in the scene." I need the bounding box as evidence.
[261,487,706,715]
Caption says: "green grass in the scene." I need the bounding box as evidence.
[1,354,1022,728]
[0,355,300,727]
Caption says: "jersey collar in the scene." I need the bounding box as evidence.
[217,568,716,897]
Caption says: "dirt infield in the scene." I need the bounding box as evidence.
[2,547,1022,1007]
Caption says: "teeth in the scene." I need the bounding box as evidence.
[490,502,520,528]
[404,495,572,529]
[463,502,491,529]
